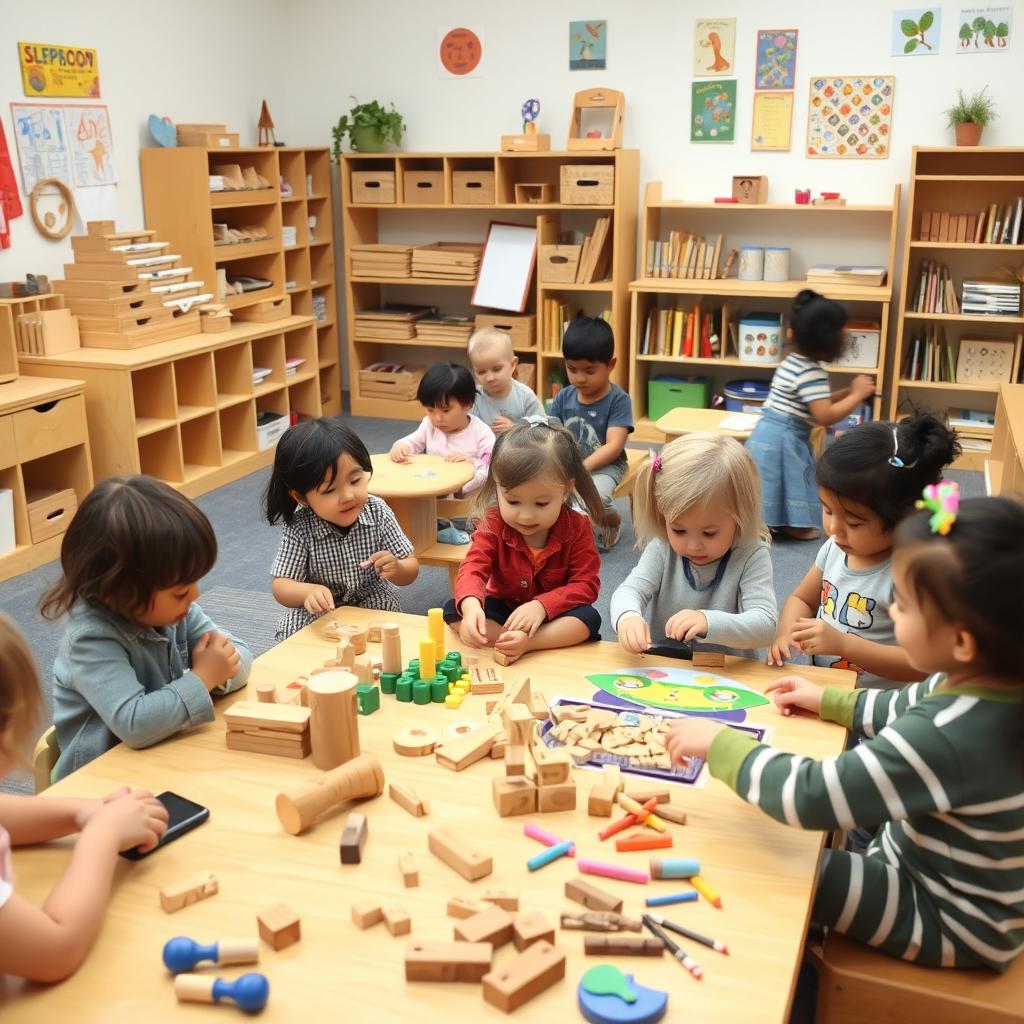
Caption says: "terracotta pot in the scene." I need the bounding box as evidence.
[955,122,983,146]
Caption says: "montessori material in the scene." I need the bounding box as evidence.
[173,972,270,1012]
[307,670,360,769]
[162,937,259,973]
[578,965,670,1024]
[275,753,385,835]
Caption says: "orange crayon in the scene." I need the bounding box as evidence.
[690,875,722,908]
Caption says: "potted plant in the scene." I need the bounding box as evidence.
[331,98,406,159]
[944,87,997,146]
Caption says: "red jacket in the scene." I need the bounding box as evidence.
[455,505,601,620]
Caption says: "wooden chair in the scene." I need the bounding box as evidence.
[813,930,1024,1024]
[612,446,652,504]
[32,725,59,793]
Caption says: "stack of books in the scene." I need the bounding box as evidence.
[903,325,957,382]
[947,407,996,453]
[575,217,612,283]
[541,302,609,352]
[646,233,722,279]
[806,265,887,287]
[920,200,1024,245]
[961,278,1021,318]
[641,302,720,358]
[911,261,959,314]
[354,304,436,341]
[350,244,413,278]
[411,243,482,282]
[415,315,474,343]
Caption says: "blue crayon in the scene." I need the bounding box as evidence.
[527,839,574,871]
[645,891,699,907]
[650,857,701,880]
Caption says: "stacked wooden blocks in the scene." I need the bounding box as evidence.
[224,701,311,759]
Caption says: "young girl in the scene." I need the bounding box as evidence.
[0,614,169,981]
[444,422,604,664]
[769,413,959,688]
[43,476,252,782]
[266,418,418,640]
[611,433,777,660]
[746,289,877,539]
[667,488,1024,972]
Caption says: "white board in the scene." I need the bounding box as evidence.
[471,221,537,313]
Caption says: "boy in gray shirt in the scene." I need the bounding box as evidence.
[468,328,546,433]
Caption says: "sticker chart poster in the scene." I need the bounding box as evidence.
[569,20,607,70]
[956,7,1012,51]
[806,76,895,158]
[10,103,116,192]
[755,29,798,88]
[693,17,736,76]
[19,42,100,98]
[437,25,485,77]
[893,9,941,55]
[691,80,736,143]
[752,90,794,150]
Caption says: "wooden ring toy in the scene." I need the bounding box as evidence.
[445,720,481,742]
[393,726,440,757]
[29,177,76,240]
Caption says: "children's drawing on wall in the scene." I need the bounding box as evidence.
[691,80,737,142]
[437,25,485,77]
[755,29,798,88]
[570,21,607,70]
[806,76,895,158]
[893,9,942,54]
[956,7,1012,50]
[64,105,116,186]
[693,18,736,76]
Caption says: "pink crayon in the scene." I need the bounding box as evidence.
[523,822,576,857]
[578,858,650,885]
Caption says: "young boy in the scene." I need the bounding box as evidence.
[468,328,546,434]
[550,317,633,548]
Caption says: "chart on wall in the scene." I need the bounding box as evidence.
[752,91,794,150]
[956,7,1012,51]
[10,103,117,191]
[691,80,736,143]
[806,76,894,158]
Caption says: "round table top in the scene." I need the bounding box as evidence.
[368,452,475,498]
[655,406,760,439]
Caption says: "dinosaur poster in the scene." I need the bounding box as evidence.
[956,8,1012,51]
[693,18,736,76]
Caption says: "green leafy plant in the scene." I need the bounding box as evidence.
[944,87,998,128]
[331,97,406,160]
[901,10,935,52]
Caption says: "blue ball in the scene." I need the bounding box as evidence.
[226,973,270,1013]
[162,936,203,972]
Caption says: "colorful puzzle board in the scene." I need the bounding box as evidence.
[806,75,895,158]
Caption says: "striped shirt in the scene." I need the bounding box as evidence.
[763,353,830,424]
[709,675,1024,971]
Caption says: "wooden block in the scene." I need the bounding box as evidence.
[399,851,420,887]
[256,683,277,703]
[367,624,383,643]
[490,730,509,759]
[393,725,439,757]
[625,787,671,805]
[692,651,725,668]
[505,744,526,777]
[532,744,571,785]
[454,905,514,947]
[339,812,368,864]
[493,649,512,667]
[257,903,301,950]
[655,804,688,825]
[429,826,493,881]
[560,911,643,932]
[405,941,493,982]
[492,775,537,817]
[483,890,519,912]
[447,896,490,919]
[435,721,503,771]
[502,704,535,747]
[390,782,430,817]
[223,702,311,733]
[383,907,412,937]
[584,935,664,956]
[160,872,218,913]
[602,764,624,794]
[352,653,373,684]
[529,692,549,720]
[537,781,577,813]
[225,732,310,759]
[351,900,383,929]
[470,666,504,694]
[512,911,555,951]
[565,878,622,913]
[482,940,566,1013]
[588,784,617,817]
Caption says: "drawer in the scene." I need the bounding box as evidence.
[403,171,445,205]
[559,164,614,205]
[539,245,582,283]
[13,394,87,462]
[26,487,78,544]
[352,171,395,204]
[0,416,14,469]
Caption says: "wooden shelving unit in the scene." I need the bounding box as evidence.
[890,147,1024,471]
[628,182,900,442]
[140,146,340,417]
[987,383,1024,495]
[339,150,639,421]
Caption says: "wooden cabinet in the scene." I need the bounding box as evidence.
[987,383,1024,495]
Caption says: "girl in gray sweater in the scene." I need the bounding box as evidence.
[610,433,777,660]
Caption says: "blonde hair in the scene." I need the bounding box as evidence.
[632,433,767,547]
[467,328,514,363]
[0,614,43,768]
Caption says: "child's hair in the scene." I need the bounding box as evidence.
[474,422,605,524]
[562,316,615,364]
[790,288,848,362]
[632,433,766,547]
[416,363,477,408]
[264,417,372,526]
[467,328,514,362]
[39,476,216,621]
[0,614,43,768]
[817,413,960,529]
[895,495,1024,682]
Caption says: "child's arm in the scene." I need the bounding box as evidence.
[362,503,418,586]
[0,793,113,844]
[789,618,924,682]
[583,426,630,472]
[184,604,252,695]
[390,419,429,462]
[460,419,495,494]
[768,564,822,666]
[807,374,876,427]
[270,523,336,614]
[522,388,547,421]
[532,520,601,621]
[702,544,778,649]
[610,541,667,653]
[452,519,500,646]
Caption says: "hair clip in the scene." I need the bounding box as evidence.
[651,453,663,474]
[915,480,959,535]
[888,426,919,469]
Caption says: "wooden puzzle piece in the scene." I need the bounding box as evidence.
[390,782,430,817]
[482,940,566,1013]
[257,903,301,950]
[453,905,514,947]
[512,911,555,951]
[405,941,493,982]
[351,900,383,929]
[160,872,219,914]
[428,827,493,881]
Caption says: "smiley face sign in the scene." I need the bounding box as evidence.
[439,27,483,77]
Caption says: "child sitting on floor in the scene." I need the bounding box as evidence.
[467,327,546,434]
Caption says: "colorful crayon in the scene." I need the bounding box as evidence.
[527,840,574,872]
[690,875,722,908]
[644,891,699,907]
[650,857,701,880]
[578,859,650,885]
[523,822,576,857]
[645,914,729,955]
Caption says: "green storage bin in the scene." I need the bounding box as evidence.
[648,376,711,420]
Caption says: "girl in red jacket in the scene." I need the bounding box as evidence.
[443,422,605,664]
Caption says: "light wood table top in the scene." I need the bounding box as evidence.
[655,406,760,439]
[1,609,853,1022]
[0,375,85,415]
[369,453,474,499]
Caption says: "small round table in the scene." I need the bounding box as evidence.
[655,406,760,441]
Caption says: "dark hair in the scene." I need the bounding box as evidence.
[416,363,477,408]
[790,288,848,362]
[562,316,615,364]
[40,476,217,620]
[817,414,960,529]
[895,496,1024,683]
[474,422,606,524]
[264,417,372,525]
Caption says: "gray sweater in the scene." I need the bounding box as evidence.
[609,538,778,660]
[472,379,546,426]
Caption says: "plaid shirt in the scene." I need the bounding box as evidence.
[271,495,413,640]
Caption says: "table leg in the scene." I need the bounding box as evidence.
[387,495,437,555]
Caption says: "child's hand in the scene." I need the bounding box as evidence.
[72,786,132,830]
[617,615,651,655]
[790,617,844,657]
[390,442,413,463]
[303,584,336,615]
[86,788,169,854]
[665,609,709,642]
[764,674,825,717]
[459,599,489,648]
[445,453,469,464]
[192,631,241,690]
[665,718,728,766]
[361,550,399,579]
[491,416,514,434]
[767,631,795,667]
[851,374,876,401]
[503,600,546,638]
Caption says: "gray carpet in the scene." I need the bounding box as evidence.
[0,406,984,794]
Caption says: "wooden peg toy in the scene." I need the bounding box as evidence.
[307,670,360,770]
[559,911,642,933]
[339,812,368,864]
[383,907,412,936]
[453,905,514,947]
[469,666,504,695]
[366,623,383,643]
[405,941,494,982]
[512,911,555,951]
[174,972,269,1013]
[435,721,503,771]
[163,936,259,972]
[427,606,445,654]
[483,890,519,911]
[399,851,420,887]
[482,940,566,1013]
[381,622,402,674]
[447,896,490,919]
[255,684,277,704]
[160,872,219,914]
[257,903,301,951]
[655,804,688,826]
[390,782,430,817]
[583,935,665,957]
[692,650,726,668]
[351,900,383,929]
[428,826,493,881]
[393,725,439,757]
[275,752,385,835]
[565,877,623,914]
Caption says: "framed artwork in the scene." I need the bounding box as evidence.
[755,29,798,88]
[752,91,794,151]
[892,9,941,55]
[693,18,735,76]
[569,20,607,70]
[806,76,895,159]
[691,80,736,142]
[956,7,1012,51]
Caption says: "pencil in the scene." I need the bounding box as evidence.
[645,913,729,954]
[642,914,703,980]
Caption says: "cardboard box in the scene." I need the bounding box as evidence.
[836,321,881,369]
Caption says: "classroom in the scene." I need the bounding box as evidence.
[1,1,1023,1020]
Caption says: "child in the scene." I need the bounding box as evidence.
[444,422,604,664]
[468,327,546,433]
[42,477,252,781]
[745,289,877,539]
[550,317,634,548]
[769,413,959,688]
[0,614,169,981]
[266,418,418,640]
[610,433,777,660]
[666,488,1024,972]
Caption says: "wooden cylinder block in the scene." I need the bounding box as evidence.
[275,753,385,835]
[308,670,360,771]
[381,622,402,674]
[256,684,277,704]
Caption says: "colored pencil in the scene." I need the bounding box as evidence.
[645,913,729,954]
[690,875,723,908]
[642,915,703,979]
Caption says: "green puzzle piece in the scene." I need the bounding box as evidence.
[581,965,637,1004]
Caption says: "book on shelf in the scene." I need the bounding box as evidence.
[641,303,722,358]
[960,278,1022,317]
[645,232,722,280]
[903,324,958,383]
[920,198,1024,246]
[806,264,887,287]
[911,261,960,314]
[543,300,610,352]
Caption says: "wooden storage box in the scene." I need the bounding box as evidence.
[12,394,87,462]
[501,134,551,152]
[359,363,425,401]
[352,171,396,205]
[514,183,554,205]
[560,165,614,205]
[233,295,291,323]
[539,245,582,283]
[26,487,77,544]
[15,308,80,356]
[452,171,495,205]
[473,314,536,349]
[732,175,768,204]
[403,171,445,205]
[178,131,240,148]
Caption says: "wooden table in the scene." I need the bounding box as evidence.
[1,610,853,1022]
[656,406,759,440]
